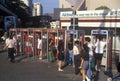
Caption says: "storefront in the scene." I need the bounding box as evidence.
[60,9,120,51]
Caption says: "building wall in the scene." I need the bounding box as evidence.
[59,0,72,8]
[86,0,120,10]
[60,10,120,28]
[21,0,33,16]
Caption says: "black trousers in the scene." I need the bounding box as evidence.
[8,48,15,61]
[74,54,81,75]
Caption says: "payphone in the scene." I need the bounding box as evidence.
[91,30,113,71]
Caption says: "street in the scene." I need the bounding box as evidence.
[0,50,118,81]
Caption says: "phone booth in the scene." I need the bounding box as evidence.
[41,29,47,59]
[47,29,65,62]
[20,29,32,56]
[57,29,66,58]
[16,31,22,54]
[33,29,42,58]
[28,29,34,57]
[47,29,58,62]
[91,30,113,71]
[65,30,85,50]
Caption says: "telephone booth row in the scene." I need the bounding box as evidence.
[9,28,66,61]
[91,30,113,71]
[9,28,86,62]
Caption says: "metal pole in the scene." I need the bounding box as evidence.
[73,16,75,30]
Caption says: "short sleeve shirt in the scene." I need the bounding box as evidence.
[95,41,106,54]
[37,39,42,49]
[88,43,94,56]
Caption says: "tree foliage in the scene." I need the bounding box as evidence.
[95,6,110,10]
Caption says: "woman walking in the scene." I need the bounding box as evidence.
[57,40,64,71]
[80,44,90,81]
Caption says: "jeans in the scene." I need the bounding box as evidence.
[87,55,93,79]
[68,50,74,65]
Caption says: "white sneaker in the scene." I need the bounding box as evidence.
[39,58,42,60]
[95,65,98,71]
[98,68,101,71]
[86,76,91,81]
[58,68,63,72]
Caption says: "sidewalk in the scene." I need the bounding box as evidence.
[14,54,118,81]
[0,51,118,81]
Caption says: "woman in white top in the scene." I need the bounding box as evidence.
[37,35,42,60]
[4,35,16,63]
[73,40,81,75]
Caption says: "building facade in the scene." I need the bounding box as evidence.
[59,0,120,10]
[60,9,120,50]
[59,0,72,8]
[0,0,16,16]
[86,0,120,10]
[32,3,43,16]
[21,0,33,16]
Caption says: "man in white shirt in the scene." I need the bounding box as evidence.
[4,35,16,63]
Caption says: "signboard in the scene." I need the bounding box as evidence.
[60,9,120,17]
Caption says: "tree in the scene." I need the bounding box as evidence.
[95,6,110,10]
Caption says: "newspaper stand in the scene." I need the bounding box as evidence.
[91,30,113,71]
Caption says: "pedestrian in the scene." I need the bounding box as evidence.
[94,36,106,71]
[12,34,17,55]
[48,38,55,62]
[57,40,64,72]
[4,35,16,63]
[73,39,81,75]
[37,35,42,60]
[79,43,90,81]
[85,37,95,79]
[67,34,74,65]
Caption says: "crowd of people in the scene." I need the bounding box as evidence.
[3,33,107,81]
[56,35,106,81]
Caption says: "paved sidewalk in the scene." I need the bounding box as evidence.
[0,51,118,81]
